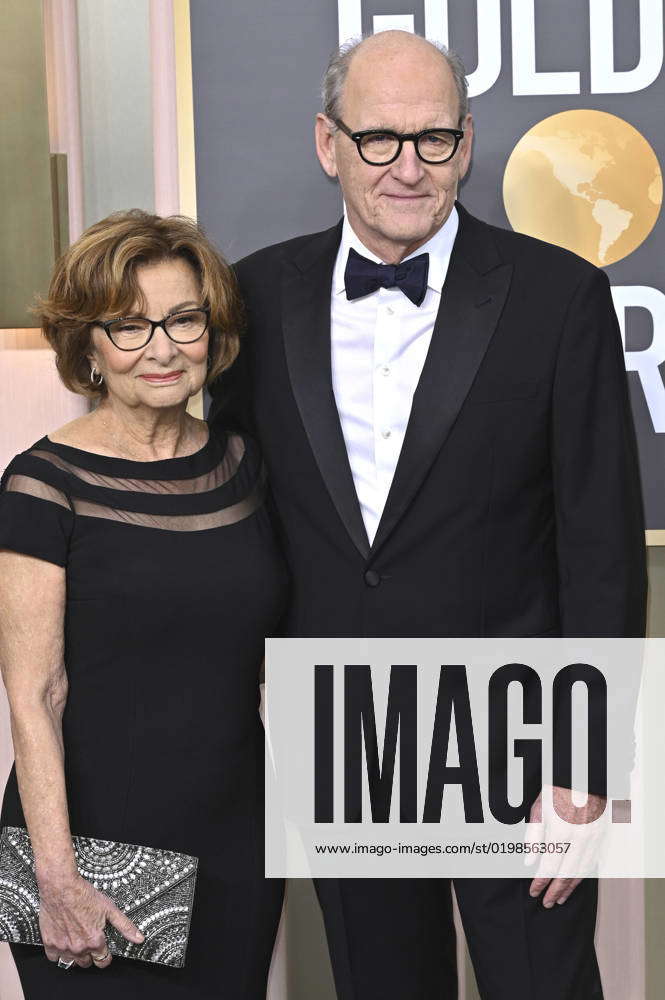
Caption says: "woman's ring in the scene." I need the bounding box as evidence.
[92,949,110,963]
[57,957,74,970]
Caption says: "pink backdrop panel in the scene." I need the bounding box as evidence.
[0,346,87,1000]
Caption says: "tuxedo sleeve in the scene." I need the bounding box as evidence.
[207,263,256,434]
[551,267,646,799]
[551,266,647,638]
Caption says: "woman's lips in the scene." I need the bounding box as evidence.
[139,371,184,383]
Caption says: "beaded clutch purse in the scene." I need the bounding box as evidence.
[0,826,198,968]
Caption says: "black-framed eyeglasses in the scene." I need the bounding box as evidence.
[97,307,210,351]
[333,118,464,166]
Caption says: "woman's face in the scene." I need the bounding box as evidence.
[87,257,209,411]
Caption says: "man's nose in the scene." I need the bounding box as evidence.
[390,140,426,184]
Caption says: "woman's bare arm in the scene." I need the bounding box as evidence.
[0,550,143,968]
[0,550,76,883]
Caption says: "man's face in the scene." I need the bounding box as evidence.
[315,35,473,263]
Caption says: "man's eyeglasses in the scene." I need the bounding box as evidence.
[97,307,210,351]
[332,118,464,166]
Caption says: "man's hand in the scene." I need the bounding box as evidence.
[527,785,607,907]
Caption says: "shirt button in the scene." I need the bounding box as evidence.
[386,305,395,315]
[380,365,391,376]
[381,429,391,439]
[364,569,381,587]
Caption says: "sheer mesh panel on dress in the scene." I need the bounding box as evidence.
[4,437,265,532]
[70,475,265,531]
[26,434,245,495]
[5,475,72,511]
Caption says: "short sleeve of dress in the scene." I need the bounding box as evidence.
[0,449,74,567]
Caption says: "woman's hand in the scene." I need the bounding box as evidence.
[38,873,144,969]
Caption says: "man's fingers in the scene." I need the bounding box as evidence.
[557,878,583,904]
[529,877,551,897]
[523,816,545,868]
[529,793,543,824]
[542,878,568,907]
[542,877,581,908]
[106,902,145,944]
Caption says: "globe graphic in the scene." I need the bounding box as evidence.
[503,110,662,267]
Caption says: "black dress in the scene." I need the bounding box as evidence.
[0,428,287,998]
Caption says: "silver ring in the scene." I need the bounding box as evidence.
[57,957,74,970]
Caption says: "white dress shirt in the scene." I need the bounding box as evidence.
[331,206,459,544]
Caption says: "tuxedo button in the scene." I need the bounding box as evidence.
[364,569,381,587]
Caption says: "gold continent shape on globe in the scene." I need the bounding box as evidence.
[503,110,662,267]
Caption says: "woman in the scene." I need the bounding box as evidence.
[0,210,287,997]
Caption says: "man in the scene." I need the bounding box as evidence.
[209,30,647,1000]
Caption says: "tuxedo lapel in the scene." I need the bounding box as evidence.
[282,221,371,559]
[370,206,514,556]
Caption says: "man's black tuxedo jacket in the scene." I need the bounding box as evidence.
[209,203,647,641]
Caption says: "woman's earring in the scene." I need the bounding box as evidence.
[90,366,104,386]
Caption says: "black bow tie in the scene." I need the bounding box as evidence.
[344,247,430,307]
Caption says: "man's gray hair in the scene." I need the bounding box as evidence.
[321,35,469,126]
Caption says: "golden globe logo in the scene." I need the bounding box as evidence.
[502,111,665,434]
[503,111,663,267]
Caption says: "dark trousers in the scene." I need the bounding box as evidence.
[314,877,603,1000]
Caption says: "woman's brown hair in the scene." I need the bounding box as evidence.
[37,209,243,397]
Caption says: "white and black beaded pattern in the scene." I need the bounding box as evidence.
[0,827,197,968]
